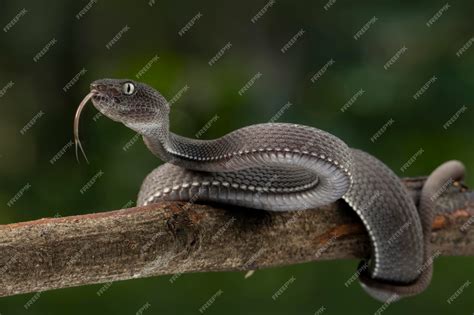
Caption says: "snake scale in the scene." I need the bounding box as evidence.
[75,78,466,302]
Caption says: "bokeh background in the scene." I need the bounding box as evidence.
[1,0,473,314]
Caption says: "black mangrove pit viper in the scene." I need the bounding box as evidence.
[74,78,466,302]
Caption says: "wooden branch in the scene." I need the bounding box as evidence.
[0,177,473,297]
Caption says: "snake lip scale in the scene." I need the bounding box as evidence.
[75,78,467,302]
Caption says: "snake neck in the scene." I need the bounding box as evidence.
[139,120,174,161]
[141,122,216,170]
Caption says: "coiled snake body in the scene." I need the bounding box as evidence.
[76,78,466,302]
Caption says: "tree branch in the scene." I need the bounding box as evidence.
[0,177,473,297]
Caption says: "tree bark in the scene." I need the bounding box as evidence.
[0,177,473,297]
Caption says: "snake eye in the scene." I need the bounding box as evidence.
[123,82,135,95]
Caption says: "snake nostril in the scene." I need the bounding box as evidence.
[90,83,107,92]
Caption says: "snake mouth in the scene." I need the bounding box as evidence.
[90,90,136,118]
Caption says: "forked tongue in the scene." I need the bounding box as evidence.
[74,92,95,164]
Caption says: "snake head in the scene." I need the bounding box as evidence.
[74,79,170,163]
[90,78,170,127]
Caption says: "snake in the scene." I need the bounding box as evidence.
[74,78,466,302]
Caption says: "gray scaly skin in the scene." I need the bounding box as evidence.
[84,78,466,302]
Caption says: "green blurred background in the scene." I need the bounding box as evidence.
[0,0,473,314]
